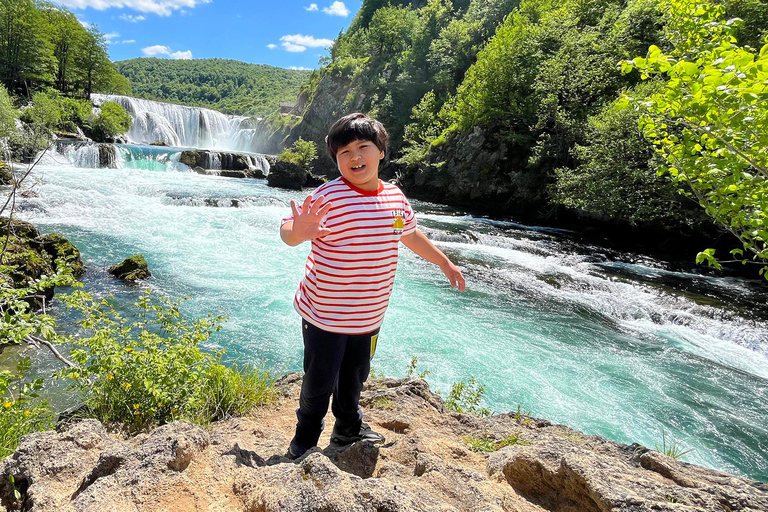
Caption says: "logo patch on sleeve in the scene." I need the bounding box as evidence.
[392,217,404,235]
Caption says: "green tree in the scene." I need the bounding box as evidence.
[0,83,16,139]
[552,82,706,227]
[76,24,110,99]
[0,0,55,92]
[41,3,84,95]
[623,0,768,275]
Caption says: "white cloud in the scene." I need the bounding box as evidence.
[78,18,91,28]
[267,44,277,50]
[142,44,171,56]
[170,50,192,59]
[322,1,349,16]
[57,0,210,17]
[142,45,191,59]
[280,34,333,48]
[119,14,145,22]
[282,42,306,52]
[305,3,318,11]
[122,39,136,43]
[104,32,120,43]
[290,66,311,70]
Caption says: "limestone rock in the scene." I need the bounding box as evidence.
[108,254,151,282]
[0,377,765,512]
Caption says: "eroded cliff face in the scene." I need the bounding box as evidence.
[1,375,766,512]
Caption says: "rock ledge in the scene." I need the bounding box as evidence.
[0,376,765,511]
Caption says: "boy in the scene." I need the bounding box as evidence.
[280,113,465,459]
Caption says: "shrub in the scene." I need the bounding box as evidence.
[404,356,430,378]
[463,433,528,453]
[0,359,54,458]
[279,137,317,171]
[56,290,275,431]
[88,101,131,142]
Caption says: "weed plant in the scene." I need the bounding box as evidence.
[654,428,693,460]
[404,356,430,379]
[463,433,528,453]
[444,377,491,417]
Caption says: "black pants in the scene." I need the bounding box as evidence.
[290,319,379,452]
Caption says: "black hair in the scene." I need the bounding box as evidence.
[326,113,389,164]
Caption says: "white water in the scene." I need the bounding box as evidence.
[92,94,263,152]
[42,142,271,175]
[15,160,768,483]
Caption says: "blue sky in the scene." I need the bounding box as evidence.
[58,0,363,70]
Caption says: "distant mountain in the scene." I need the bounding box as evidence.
[114,58,311,117]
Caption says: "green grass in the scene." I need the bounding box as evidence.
[463,433,529,453]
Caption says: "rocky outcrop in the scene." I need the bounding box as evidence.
[395,125,550,220]
[0,218,85,296]
[266,160,307,189]
[1,376,765,511]
[108,254,151,283]
[179,150,270,178]
[266,160,327,190]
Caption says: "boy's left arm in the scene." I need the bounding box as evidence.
[401,229,466,292]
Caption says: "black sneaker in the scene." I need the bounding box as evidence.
[331,422,385,445]
[286,443,306,460]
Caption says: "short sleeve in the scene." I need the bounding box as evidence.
[402,196,417,236]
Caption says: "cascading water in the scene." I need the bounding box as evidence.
[92,94,265,153]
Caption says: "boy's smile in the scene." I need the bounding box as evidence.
[336,139,384,191]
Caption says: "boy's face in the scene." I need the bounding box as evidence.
[336,139,384,191]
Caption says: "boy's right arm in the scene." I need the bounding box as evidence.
[280,195,333,246]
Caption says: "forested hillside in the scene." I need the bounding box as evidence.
[115,58,311,117]
[264,0,768,273]
[0,0,130,98]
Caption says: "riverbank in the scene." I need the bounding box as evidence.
[1,374,766,511]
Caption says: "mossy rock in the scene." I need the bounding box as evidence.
[108,254,151,283]
[179,150,204,168]
[1,160,14,186]
[0,218,40,241]
[266,160,307,190]
[42,233,86,278]
[150,141,169,146]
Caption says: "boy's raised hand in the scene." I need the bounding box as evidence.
[289,195,333,242]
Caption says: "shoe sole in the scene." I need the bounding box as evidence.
[331,435,385,445]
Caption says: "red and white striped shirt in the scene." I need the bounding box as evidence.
[282,177,417,334]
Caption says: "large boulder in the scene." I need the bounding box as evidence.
[108,254,151,283]
[266,160,307,190]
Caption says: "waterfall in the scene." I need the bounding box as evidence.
[92,94,266,153]
[48,141,188,172]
